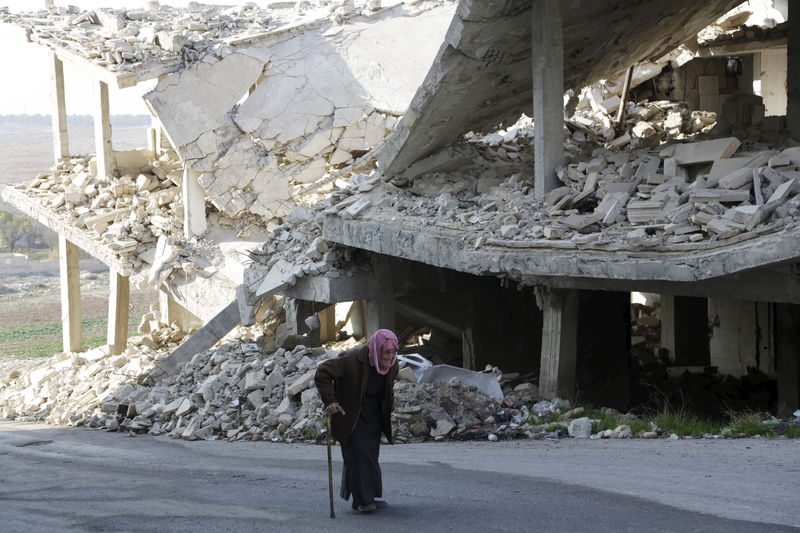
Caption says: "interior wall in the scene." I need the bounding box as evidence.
[674,57,741,113]
[708,298,775,377]
[759,47,788,115]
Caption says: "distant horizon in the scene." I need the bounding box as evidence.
[0,113,150,118]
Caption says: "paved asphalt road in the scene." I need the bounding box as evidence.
[0,421,798,532]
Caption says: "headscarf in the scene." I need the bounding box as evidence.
[367,329,398,375]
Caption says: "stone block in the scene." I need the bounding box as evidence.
[568,417,592,438]
[247,389,264,409]
[673,137,741,166]
[718,167,755,190]
[286,369,316,397]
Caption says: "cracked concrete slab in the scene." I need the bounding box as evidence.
[144,2,456,220]
[379,0,743,177]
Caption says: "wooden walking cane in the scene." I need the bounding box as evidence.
[326,414,335,519]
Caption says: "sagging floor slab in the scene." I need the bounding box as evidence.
[323,216,800,303]
[306,246,800,413]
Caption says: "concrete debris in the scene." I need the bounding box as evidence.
[2,2,446,74]
[3,318,795,441]
[307,109,800,254]
[10,152,232,287]
[141,1,455,221]
[567,417,593,439]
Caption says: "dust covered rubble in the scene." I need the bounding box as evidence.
[13,152,221,286]
[0,322,556,443]
[0,1,398,73]
[319,111,800,252]
[142,1,455,224]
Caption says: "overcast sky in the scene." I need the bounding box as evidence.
[0,1,275,115]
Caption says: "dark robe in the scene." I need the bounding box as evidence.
[339,365,386,507]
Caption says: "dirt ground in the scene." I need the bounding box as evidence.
[0,267,157,359]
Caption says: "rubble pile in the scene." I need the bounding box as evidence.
[571,100,717,148]
[321,126,800,251]
[0,319,187,424]
[629,299,664,368]
[14,152,200,278]
[0,322,533,443]
[0,1,378,72]
[3,320,797,440]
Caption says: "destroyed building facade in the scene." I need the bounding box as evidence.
[1,0,799,419]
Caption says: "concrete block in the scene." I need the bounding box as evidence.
[673,137,741,166]
[285,369,316,397]
[568,417,593,438]
[718,167,755,190]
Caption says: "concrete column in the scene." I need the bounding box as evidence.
[318,305,336,343]
[107,270,130,355]
[49,52,69,163]
[93,80,113,180]
[775,303,800,417]
[532,0,565,200]
[58,236,82,353]
[182,166,207,238]
[350,301,368,340]
[285,298,321,346]
[788,0,800,138]
[462,326,476,371]
[159,290,192,332]
[536,287,578,399]
[366,255,395,336]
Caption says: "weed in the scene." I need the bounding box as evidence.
[783,426,800,438]
[652,410,722,436]
[0,314,145,359]
[726,411,774,437]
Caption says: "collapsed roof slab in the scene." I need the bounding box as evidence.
[322,216,800,303]
[144,2,456,221]
[0,22,181,89]
[0,187,234,323]
[379,0,743,176]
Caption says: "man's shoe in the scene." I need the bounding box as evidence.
[356,503,376,514]
[373,500,388,509]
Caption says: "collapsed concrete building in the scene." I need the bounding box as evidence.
[2,0,800,421]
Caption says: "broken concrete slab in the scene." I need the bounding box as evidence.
[673,137,741,166]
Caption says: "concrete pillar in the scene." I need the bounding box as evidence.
[285,298,320,346]
[58,236,82,353]
[158,290,193,332]
[182,166,207,238]
[366,255,395,336]
[318,305,337,343]
[760,49,788,116]
[107,270,130,355]
[93,80,113,180]
[350,301,368,340]
[775,303,800,417]
[660,295,710,366]
[536,287,578,399]
[788,0,800,138]
[532,0,565,200]
[49,52,69,163]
